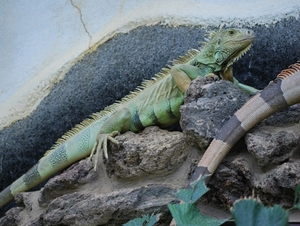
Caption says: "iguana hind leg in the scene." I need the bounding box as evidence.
[90,108,131,170]
[90,131,119,170]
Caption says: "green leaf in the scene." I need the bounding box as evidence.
[293,182,300,209]
[123,213,160,226]
[168,203,228,226]
[174,175,209,203]
[173,187,194,203]
[231,198,288,226]
[190,176,210,203]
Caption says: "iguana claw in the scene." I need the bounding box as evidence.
[90,131,119,171]
[204,73,220,82]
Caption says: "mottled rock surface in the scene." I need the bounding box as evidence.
[106,126,189,178]
[0,127,200,226]
[182,76,300,211]
[180,77,250,150]
[246,123,300,167]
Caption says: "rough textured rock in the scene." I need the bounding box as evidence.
[257,104,300,127]
[180,76,250,150]
[181,76,300,211]
[205,156,300,210]
[0,127,200,226]
[43,185,175,226]
[246,123,300,166]
[2,184,177,226]
[106,126,189,178]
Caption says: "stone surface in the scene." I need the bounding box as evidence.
[42,185,175,226]
[180,76,250,150]
[205,157,300,210]
[38,157,95,207]
[106,126,188,178]
[181,76,300,211]
[0,127,200,225]
[246,123,300,166]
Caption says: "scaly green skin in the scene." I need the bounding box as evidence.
[0,28,256,208]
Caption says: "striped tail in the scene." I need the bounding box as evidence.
[191,61,300,184]
[0,123,99,208]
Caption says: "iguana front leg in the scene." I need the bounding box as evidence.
[170,64,209,92]
[222,65,259,94]
[233,77,259,94]
[90,108,131,170]
[172,64,258,94]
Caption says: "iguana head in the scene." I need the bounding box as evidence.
[199,28,255,70]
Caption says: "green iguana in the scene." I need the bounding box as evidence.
[0,28,257,209]
[191,61,300,185]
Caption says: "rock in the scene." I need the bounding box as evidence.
[41,185,176,226]
[38,157,96,206]
[0,127,200,225]
[180,76,250,150]
[245,123,300,166]
[3,76,300,224]
[205,155,300,209]
[258,104,300,127]
[0,207,23,226]
[181,76,300,212]
[106,126,189,178]
[203,156,254,209]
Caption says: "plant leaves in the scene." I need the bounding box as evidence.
[168,203,228,226]
[293,182,300,209]
[231,198,288,226]
[123,213,160,226]
[174,175,209,203]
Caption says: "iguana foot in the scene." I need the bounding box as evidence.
[233,77,259,94]
[90,131,119,171]
[203,73,220,83]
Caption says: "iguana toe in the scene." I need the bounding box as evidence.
[90,131,119,171]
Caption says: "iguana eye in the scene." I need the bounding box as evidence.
[228,30,235,35]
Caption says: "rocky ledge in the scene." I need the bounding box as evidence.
[1,76,300,225]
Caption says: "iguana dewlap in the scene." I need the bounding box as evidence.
[0,28,256,209]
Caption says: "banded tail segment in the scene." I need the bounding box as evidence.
[0,122,102,208]
[191,61,300,184]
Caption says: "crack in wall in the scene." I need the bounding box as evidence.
[70,0,92,48]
